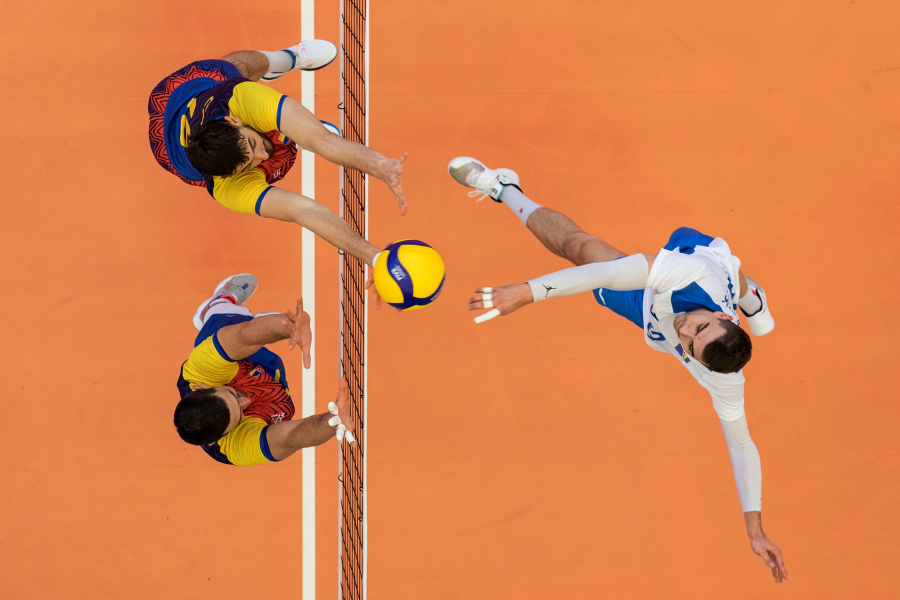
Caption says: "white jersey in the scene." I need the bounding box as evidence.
[642,236,745,421]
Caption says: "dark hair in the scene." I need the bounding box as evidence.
[701,320,753,374]
[173,388,231,445]
[185,120,247,177]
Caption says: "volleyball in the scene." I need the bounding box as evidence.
[373,240,445,311]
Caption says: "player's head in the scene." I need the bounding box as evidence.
[173,386,247,445]
[674,309,752,374]
[185,116,272,177]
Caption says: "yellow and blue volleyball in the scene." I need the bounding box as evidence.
[373,240,445,311]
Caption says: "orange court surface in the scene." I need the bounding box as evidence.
[3,1,900,598]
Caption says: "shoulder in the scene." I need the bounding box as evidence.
[182,336,240,387]
[209,170,272,214]
[648,250,707,293]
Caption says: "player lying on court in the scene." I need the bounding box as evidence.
[448,157,786,583]
[149,40,405,267]
[174,274,354,467]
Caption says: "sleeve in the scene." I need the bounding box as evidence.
[527,254,650,301]
[182,336,239,387]
[228,81,287,132]
[702,371,746,421]
[210,169,273,214]
[647,251,706,294]
[719,414,762,512]
[216,417,278,466]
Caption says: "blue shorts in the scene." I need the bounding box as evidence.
[592,227,716,328]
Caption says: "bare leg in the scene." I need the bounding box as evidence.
[222,51,269,81]
[521,206,627,266]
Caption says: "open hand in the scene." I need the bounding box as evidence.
[378,153,408,216]
[750,536,788,583]
[327,378,356,444]
[282,296,313,368]
[467,284,534,323]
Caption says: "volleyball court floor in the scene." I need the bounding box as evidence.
[2,1,899,598]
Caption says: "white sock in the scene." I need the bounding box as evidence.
[739,286,763,316]
[498,186,542,226]
[260,49,297,80]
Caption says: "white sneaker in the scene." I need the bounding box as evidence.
[193,274,259,330]
[447,156,520,202]
[261,40,338,81]
[741,276,774,336]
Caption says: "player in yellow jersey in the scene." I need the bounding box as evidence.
[175,274,354,466]
[149,40,405,269]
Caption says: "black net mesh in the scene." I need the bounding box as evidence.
[338,0,367,598]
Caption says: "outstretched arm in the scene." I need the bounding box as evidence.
[215,297,312,364]
[259,187,380,266]
[720,415,787,583]
[265,379,356,460]
[276,97,408,215]
[468,253,654,323]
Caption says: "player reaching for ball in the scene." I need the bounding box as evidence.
[149,40,406,270]
[174,274,355,467]
[448,157,786,583]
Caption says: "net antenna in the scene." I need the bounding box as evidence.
[338,0,369,599]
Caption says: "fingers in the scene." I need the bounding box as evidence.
[300,328,312,369]
[468,288,495,309]
[771,547,787,581]
[759,548,784,583]
[327,396,356,444]
[392,182,408,216]
[469,287,501,322]
[296,295,304,315]
[474,308,501,324]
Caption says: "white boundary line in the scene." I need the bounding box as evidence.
[300,1,316,599]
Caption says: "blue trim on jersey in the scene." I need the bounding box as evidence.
[202,442,234,465]
[212,330,235,362]
[670,282,721,313]
[260,425,279,462]
[255,186,274,215]
[276,95,287,130]
[163,61,242,183]
[664,227,715,255]
[593,288,645,329]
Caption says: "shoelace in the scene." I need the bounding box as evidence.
[465,167,497,202]
[295,46,313,69]
[223,283,250,303]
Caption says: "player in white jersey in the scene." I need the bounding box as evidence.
[448,156,786,584]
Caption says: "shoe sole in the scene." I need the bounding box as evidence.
[192,274,258,331]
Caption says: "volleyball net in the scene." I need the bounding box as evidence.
[337,0,369,598]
